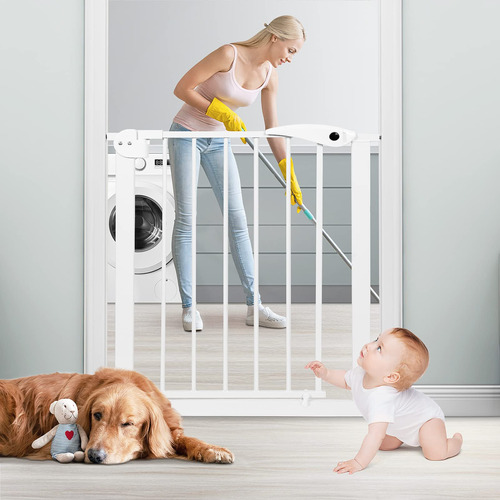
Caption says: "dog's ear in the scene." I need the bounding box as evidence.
[129,369,184,432]
[142,397,174,458]
[78,393,96,434]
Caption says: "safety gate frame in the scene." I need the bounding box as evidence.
[108,125,379,416]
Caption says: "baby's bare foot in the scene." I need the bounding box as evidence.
[448,432,464,458]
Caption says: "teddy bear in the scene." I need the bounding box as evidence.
[32,398,88,463]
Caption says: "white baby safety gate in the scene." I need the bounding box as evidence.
[108,125,379,416]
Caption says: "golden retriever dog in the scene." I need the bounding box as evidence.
[0,368,234,465]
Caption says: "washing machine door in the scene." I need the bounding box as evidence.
[107,180,175,274]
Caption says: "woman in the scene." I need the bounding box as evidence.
[168,15,305,332]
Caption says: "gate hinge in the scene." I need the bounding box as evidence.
[113,129,149,159]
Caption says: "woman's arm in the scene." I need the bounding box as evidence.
[173,45,234,113]
[261,71,303,212]
[261,70,287,162]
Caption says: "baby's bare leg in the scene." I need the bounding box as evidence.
[379,435,403,451]
[419,418,463,461]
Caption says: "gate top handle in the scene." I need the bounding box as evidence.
[266,124,357,147]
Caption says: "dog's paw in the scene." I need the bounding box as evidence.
[197,445,234,464]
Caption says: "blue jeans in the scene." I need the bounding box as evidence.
[168,122,258,308]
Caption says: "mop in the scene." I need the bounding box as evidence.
[245,136,380,302]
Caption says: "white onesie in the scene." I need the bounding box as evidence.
[345,366,445,447]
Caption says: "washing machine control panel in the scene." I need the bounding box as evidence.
[108,153,170,176]
[154,158,170,167]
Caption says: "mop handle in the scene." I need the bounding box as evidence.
[245,136,350,265]
[244,135,380,302]
[301,207,314,220]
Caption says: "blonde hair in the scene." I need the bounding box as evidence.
[390,328,429,391]
[236,15,306,48]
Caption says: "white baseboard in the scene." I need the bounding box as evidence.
[417,385,500,417]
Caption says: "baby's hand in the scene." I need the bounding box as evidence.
[305,360,327,379]
[333,459,364,475]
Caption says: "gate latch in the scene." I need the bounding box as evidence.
[301,390,311,407]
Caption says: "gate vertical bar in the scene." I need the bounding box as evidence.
[252,137,260,391]
[285,137,292,391]
[223,138,229,391]
[351,140,372,364]
[114,153,135,370]
[315,144,324,392]
[160,138,168,392]
[191,138,197,390]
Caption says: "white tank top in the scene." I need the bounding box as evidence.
[173,44,273,131]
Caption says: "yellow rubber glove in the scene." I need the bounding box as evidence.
[279,157,303,213]
[206,97,247,144]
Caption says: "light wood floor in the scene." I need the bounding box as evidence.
[106,303,381,399]
[1,417,499,499]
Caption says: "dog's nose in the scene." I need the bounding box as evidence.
[87,448,107,464]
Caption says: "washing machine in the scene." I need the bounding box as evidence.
[107,152,180,303]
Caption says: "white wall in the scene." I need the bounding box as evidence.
[109,0,379,134]
[3,0,498,389]
[0,0,84,378]
[403,0,500,384]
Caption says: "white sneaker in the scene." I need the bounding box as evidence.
[246,304,287,329]
[182,307,203,332]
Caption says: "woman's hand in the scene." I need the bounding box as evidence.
[333,458,364,475]
[206,98,247,143]
[278,158,302,212]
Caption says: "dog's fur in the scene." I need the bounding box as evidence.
[0,368,234,464]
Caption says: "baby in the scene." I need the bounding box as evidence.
[305,327,463,474]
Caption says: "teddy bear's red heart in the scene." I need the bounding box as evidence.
[65,431,74,440]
